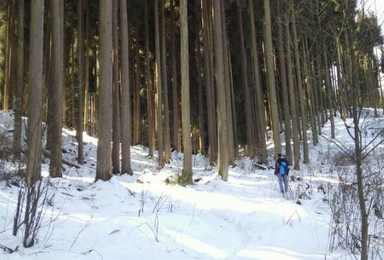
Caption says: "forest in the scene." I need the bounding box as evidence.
[0,0,383,259]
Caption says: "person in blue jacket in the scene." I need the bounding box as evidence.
[275,154,289,194]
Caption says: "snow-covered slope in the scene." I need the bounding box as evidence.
[0,110,383,260]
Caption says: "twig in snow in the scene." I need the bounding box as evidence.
[69,216,93,250]
[0,244,15,254]
[189,203,196,226]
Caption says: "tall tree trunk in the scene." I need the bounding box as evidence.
[179,0,192,183]
[276,2,292,163]
[112,0,120,174]
[133,24,141,145]
[285,15,300,170]
[155,0,164,169]
[229,51,239,158]
[145,0,154,157]
[264,0,281,157]
[170,0,180,151]
[161,0,171,163]
[196,38,205,155]
[84,1,90,133]
[221,8,235,164]
[47,0,64,178]
[237,0,255,157]
[25,0,45,186]
[248,0,267,163]
[213,0,228,181]
[323,45,335,138]
[12,0,25,160]
[120,0,132,175]
[303,39,319,145]
[77,0,84,165]
[290,0,309,163]
[3,4,12,111]
[323,46,335,138]
[202,0,216,165]
[96,0,113,181]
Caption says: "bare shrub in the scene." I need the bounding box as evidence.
[326,165,384,259]
[332,152,354,167]
[13,179,55,248]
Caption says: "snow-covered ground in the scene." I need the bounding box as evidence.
[0,110,383,260]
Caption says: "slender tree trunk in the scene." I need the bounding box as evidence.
[248,0,267,163]
[229,51,239,158]
[323,46,335,138]
[213,0,228,181]
[196,38,205,155]
[3,4,12,111]
[96,0,113,181]
[25,0,44,186]
[170,0,180,151]
[303,39,319,145]
[237,0,255,157]
[133,24,141,145]
[145,0,154,157]
[155,0,164,169]
[335,36,347,121]
[61,1,66,127]
[161,0,171,163]
[285,15,300,170]
[264,0,281,157]
[120,0,132,175]
[179,0,192,183]
[77,0,84,164]
[276,3,292,163]
[112,0,120,174]
[84,1,90,133]
[12,0,25,160]
[202,0,216,165]
[46,0,64,178]
[290,0,309,163]
[221,0,234,163]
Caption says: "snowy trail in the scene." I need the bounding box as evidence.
[0,110,362,260]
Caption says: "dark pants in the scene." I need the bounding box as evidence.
[278,174,289,193]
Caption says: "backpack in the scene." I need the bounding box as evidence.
[279,160,288,175]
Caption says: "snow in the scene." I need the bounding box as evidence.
[0,110,383,259]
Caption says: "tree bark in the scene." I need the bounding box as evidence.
[248,0,267,163]
[323,46,335,138]
[161,0,171,163]
[180,0,192,183]
[264,0,281,158]
[77,0,84,165]
[237,0,255,157]
[47,0,64,178]
[96,0,113,181]
[155,0,164,169]
[290,0,309,163]
[112,0,120,174]
[25,0,45,186]
[221,1,234,164]
[145,0,154,157]
[285,15,300,170]
[170,0,180,152]
[84,0,90,133]
[120,0,132,175]
[213,0,228,181]
[12,0,25,161]
[276,2,292,163]
[196,38,205,155]
[133,24,141,145]
[202,0,216,165]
